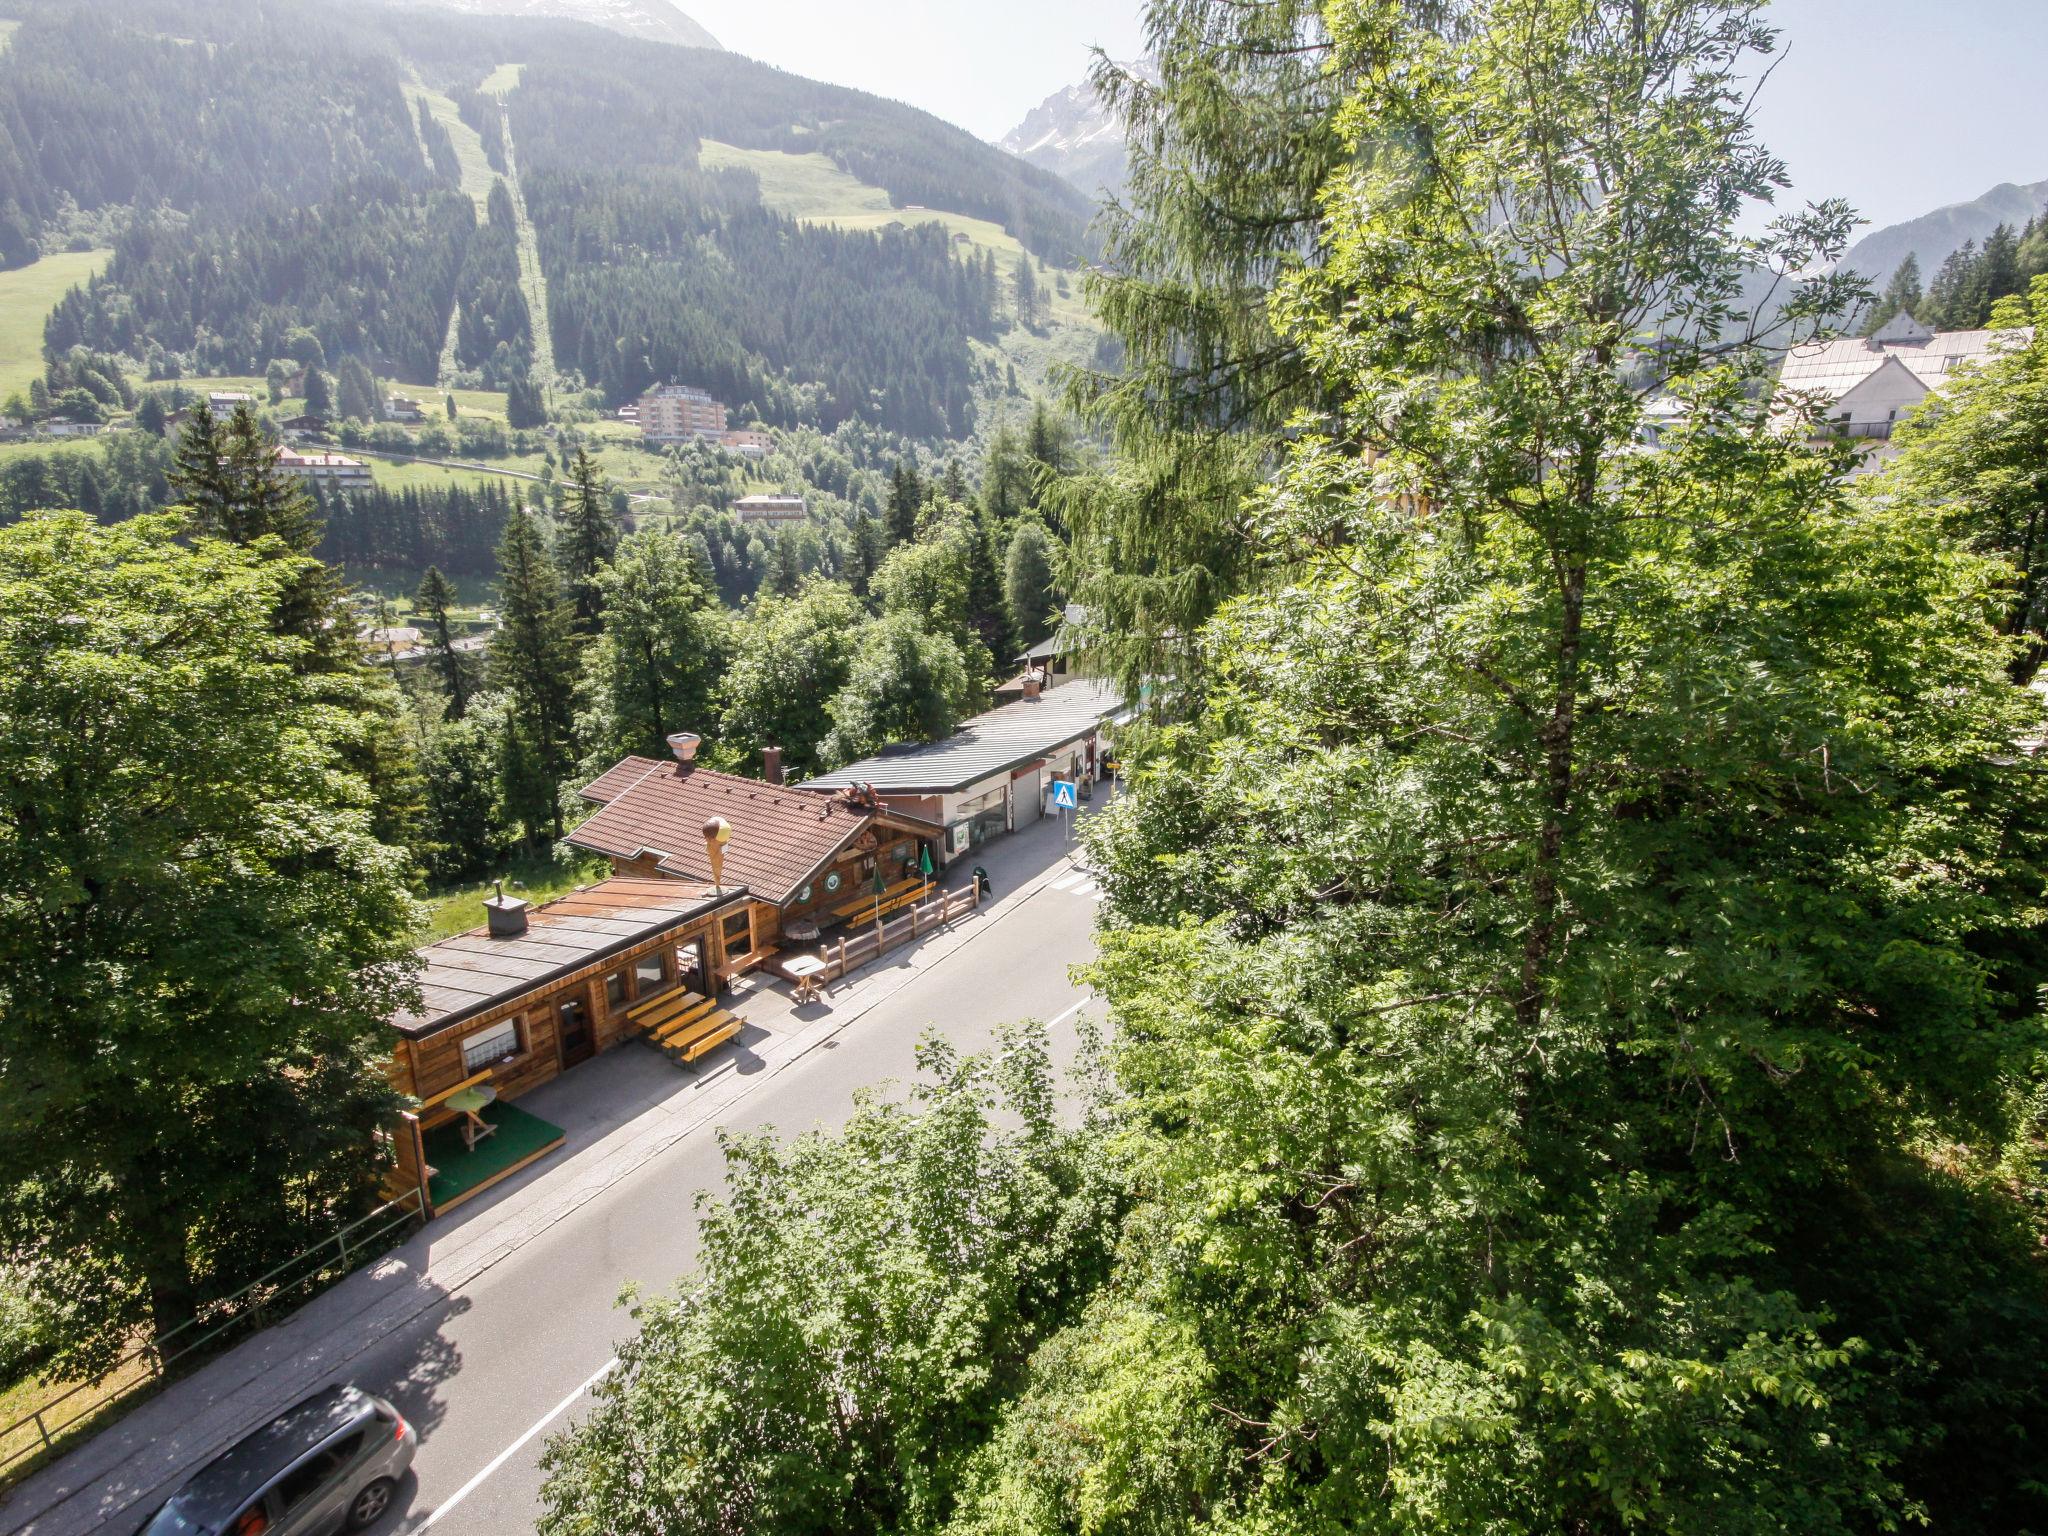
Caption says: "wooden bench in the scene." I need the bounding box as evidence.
[827,876,928,926]
[626,987,744,1070]
[626,987,708,1029]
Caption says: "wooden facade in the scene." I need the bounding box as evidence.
[602,817,937,949]
[390,897,742,1105]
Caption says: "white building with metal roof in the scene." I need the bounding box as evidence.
[802,678,1129,861]
[1777,311,2031,465]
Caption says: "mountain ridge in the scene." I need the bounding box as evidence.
[386,0,722,50]
[1840,176,2048,288]
[998,59,1151,203]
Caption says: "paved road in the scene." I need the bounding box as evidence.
[354,845,1105,1534]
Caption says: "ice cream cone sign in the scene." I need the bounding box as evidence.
[703,816,732,892]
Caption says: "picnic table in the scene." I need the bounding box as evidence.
[783,918,822,944]
[784,954,831,1006]
[444,1083,498,1150]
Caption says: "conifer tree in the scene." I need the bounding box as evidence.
[557,448,620,633]
[1062,0,1351,698]
[506,371,546,429]
[1864,252,1924,333]
[1013,254,1040,329]
[172,404,347,667]
[850,509,888,601]
[302,367,332,418]
[961,505,1010,664]
[980,424,1033,527]
[490,505,578,841]
[885,460,923,546]
[415,565,469,717]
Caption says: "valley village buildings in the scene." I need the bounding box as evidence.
[1777,309,2035,467]
[803,678,1126,859]
[565,734,945,951]
[636,383,777,455]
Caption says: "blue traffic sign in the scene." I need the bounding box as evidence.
[1050,780,1079,809]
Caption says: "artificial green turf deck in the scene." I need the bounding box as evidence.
[425,1100,565,1208]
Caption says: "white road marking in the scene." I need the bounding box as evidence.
[420,1354,618,1528]
[1050,870,1088,892]
[417,932,1096,1532]
[1046,993,1093,1030]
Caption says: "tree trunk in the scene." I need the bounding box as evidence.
[1517,557,1585,1037]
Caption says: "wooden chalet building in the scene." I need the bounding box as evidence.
[567,733,945,955]
[387,877,750,1213]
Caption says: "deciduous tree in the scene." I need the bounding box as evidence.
[0,512,419,1365]
[820,611,969,767]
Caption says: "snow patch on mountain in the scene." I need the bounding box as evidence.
[998,60,1152,201]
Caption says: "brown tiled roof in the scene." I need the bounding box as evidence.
[568,759,919,905]
[395,877,739,1038]
[581,755,665,804]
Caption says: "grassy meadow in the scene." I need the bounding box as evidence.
[0,250,111,401]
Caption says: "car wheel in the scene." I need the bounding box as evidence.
[347,1476,397,1530]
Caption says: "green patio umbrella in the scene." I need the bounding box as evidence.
[872,860,886,928]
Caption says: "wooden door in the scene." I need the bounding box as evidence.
[557,991,595,1069]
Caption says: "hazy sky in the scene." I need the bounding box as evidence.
[681,0,1149,142]
[682,0,2045,235]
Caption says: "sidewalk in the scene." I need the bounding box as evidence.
[2,810,1099,1536]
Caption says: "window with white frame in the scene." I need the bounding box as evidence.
[461,1017,521,1074]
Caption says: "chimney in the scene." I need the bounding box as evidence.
[667,731,701,767]
[484,880,529,938]
[762,745,784,785]
[1021,673,1043,700]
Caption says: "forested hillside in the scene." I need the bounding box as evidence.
[0,0,1091,436]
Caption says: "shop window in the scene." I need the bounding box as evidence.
[634,949,670,996]
[461,1017,521,1074]
[723,910,753,958]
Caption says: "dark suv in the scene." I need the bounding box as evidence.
[136,1384,415,1535]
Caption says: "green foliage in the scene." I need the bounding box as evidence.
[717,578,866,778]
[557,449,620,634]
[538,178,991,437]
[952,2,2046,1530]
[490,504,578,841]
[579,528,730,765]
[538,1027,1122,1536]
[1916,219,2048,331]
[1885,274,2048,678]
[1002,518,1058,650]
[872,517,995,694]
[821,611,971,768]
[1863,251,1923,334]
[1059,0,1350,699]
[418,695,511,884]
[415,564,470,717]
[0,511,420,1366]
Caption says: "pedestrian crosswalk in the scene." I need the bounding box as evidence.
[1048,867,1105,902]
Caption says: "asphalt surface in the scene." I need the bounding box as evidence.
[353,848,1105,1535]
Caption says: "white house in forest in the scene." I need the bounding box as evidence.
[1776,310,2033,468]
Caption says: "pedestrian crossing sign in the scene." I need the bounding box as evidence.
[1051,780,1079,810]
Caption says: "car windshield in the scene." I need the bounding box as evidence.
[139,1501,211,1536]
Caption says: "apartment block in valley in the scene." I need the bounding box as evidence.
[638,384,729,444]
[274,448,372,486]
[733,493,807,524]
